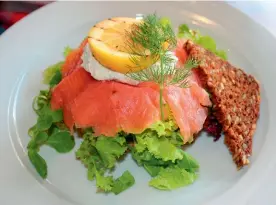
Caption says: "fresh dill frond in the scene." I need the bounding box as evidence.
[183,58,200,70]
[124,14,176,74]
[169,58,200,88]
[124,14,198,120]
[126,14,176,56]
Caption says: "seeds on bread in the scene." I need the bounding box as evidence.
[184,40,261,168]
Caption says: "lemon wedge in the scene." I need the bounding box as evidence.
[88,17,153,74]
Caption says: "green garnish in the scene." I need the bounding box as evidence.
[28,149,48,179]
[178,24,228,60]
[149,166,197,190]
[27,132,48,150]
[177,151,200,173]
[63,46,73,58]
[112,171,135,195]
[95,171,114,192]
[43,62,63,85]
[134,129,183,162]
[46,131,75,153]
[27,48,74,179]
[144,164,162,177]
[95,136,127,168]
[125,14,199,120]
[27,91,75,178]
[49,70,62,88]
[130,119,199,190]
[36,115,53,131]
[75,122,198,193]
[76,130,135,194]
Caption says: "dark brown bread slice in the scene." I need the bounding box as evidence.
[184,40,261,168]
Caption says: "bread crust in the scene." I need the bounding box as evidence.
[184,40,261,168]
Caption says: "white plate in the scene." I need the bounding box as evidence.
[1,2,276,205]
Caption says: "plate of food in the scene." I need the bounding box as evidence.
[1,1,275,205]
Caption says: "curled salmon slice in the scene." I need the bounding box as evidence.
[62,38,88,78]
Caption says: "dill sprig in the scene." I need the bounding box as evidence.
[168,58,199,88]
[125,14,199,120]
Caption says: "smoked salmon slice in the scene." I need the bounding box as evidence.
[51,67,93,110]
[51,38,90,131]
[63,104,75,131]
[50,67,93,131]
[164,83,211,143]
[111,83,160,134]
[70,80,160,136]
[71,81,119,136]
[61,38,88,78]
[161,40,211,143]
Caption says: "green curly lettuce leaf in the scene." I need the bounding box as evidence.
[134,120,183,162]
[178,24,227,60]
[112,171,135,195]
[149,166,197,190]
[76,130,134,194]
[42,62,63,85]
[130,120,200,190]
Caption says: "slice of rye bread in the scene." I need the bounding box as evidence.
[184,40,261,169]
